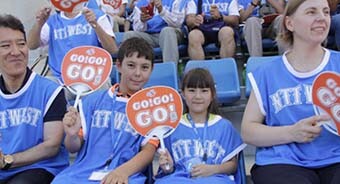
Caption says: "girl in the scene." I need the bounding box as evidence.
[155,68,246,184]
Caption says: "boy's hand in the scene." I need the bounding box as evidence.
[101,169,128,184]
[35,7,52,26]
[63,107,81,137]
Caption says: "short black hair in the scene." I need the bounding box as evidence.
[117,37,154,65]
[0,14,26,40]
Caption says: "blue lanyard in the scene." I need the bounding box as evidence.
[110,87,128,152]
[102,87,128,169]
[187,113,209,162]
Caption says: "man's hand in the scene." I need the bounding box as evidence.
[210,4,222,20]
[154,0,163,13]
[193,14,204,27]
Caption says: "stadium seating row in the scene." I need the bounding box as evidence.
[111,56,279,106]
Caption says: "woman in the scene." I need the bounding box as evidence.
[241,0,340,183]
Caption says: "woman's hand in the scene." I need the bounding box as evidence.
[289,115,330,143]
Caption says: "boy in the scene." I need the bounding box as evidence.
[52,37,157,184]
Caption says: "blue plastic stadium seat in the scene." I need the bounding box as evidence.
[110,65,118,85]
[144,62,179,91]
[245,56,279,97]
[111,62,179,91]
[153,44,188,62]
[184,58,241,104]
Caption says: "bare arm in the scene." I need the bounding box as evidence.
[27,7,51,49]
[9,121,64,168]
[101,143,156,183]
[241,91,327,147]
[267,0,286,14]
[83,8,118,54]
[239,0,261,22]
[118,3,127,17]
[185,14,203,29]
[191,156,237,178]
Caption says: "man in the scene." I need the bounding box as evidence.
[238,0,286,56]
[186,0,239,60]
[124,0,196,64]
[0,14,68,183]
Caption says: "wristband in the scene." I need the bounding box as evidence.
[251,2,257,7]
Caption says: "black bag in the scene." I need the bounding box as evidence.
[196,0,225,32]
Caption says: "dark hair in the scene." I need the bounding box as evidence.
[0,14,26,40]
[117,37,154,65]
[181,68,220,114]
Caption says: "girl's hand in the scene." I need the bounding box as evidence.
[190,164,215,178]
[158,149,174,173]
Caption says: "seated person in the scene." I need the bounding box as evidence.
[186,0,239,60]
[327,0,340,50]
[155,68,246,184]
[0,14,68,184]
[124,0,196,64]
[94,0,130,32]
[238,0,286,56]
[52,37,157,184]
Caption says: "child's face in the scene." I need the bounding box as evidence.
[117,52,153,94]
[183,87,212,115]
